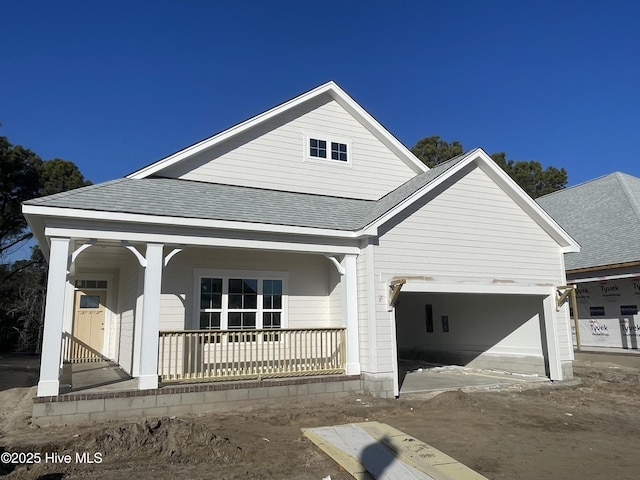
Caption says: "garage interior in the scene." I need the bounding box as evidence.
[394,292,553,393]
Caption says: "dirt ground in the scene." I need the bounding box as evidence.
[1,355,639,480]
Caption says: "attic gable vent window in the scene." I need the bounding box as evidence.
[307,136,350,164]
[310,138,326,158]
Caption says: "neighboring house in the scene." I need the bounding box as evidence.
[537,173,640,350]
[23,81,580,402]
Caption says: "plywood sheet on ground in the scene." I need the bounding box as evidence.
[303,421,488,480]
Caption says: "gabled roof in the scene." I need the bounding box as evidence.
[361,150,470,227]
[126,81,427,179]
[24,177,372,232]
[24,149,579,254]
[537,172,640,271]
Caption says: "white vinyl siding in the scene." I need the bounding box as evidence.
[159,248,333,330]
[356,248,370,371]
[375,166,565,284]
[374,165,571,368]
[161,95,416,200]
[374,284,395,374]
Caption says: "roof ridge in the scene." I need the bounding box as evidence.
[615,172,640,226]
[537,171,625,200]
[148,176,374,204]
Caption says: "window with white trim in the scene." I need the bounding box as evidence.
[199,278,222,330]
[262,279,282,329]
[331,142,348,161]
[228,278,257,329]
[198,275,285,332]
[307,135,350,163]
[309,138,327,158]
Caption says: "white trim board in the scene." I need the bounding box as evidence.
[127,82,427,179]
[361,149,580,253]
[23,204,367,239]
[43,227,361,255]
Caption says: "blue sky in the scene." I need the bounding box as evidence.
[1,0,639,188]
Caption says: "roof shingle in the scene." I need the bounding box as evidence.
[537,172,640,270]
[23,151,472,232]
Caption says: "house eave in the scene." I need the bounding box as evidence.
[567,260,640,276]
[356,148,581,253]
[357,150,477,234]
[22,204,371,241]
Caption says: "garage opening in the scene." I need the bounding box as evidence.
[394,292,551,393]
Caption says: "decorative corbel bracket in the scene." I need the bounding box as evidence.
[164,248,184,267]
[324,254,346,276]
[122,242,147,267]
[67,239,96,272]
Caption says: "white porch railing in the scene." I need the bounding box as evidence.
[62,332,107,364]
[158,328,346,382]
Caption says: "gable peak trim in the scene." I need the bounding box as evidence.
[126,81,427,179]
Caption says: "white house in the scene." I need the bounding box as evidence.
[23,81,579,402]
[537,172,640,350]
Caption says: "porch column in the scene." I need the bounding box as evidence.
[543,293,563,380]
[341,254,360,375]
[138,243,164,390]
[37,237,70,396]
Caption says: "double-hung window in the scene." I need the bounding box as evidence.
[228,279,258,330]
[197,271,286,338]
[200,278,222,329]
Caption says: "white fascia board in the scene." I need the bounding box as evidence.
[22,204,366,240]
[568,272,640,284]
[44,226,360,255]
[326,84,428,175]
[23,213,51,259]
[357,151,477,235]
[128,82,341,179]
[473,151,581,253]
[560,245,581,254]
[127,81,427,179]
[358,149,581,253]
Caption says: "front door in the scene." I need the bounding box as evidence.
[73,290,106,353]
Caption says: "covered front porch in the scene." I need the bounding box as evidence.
[36,229,362,398]
[60,326,346,391]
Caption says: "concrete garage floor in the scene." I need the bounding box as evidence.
[398,359,550,396]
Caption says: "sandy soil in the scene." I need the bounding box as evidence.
[1,356,639,479]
